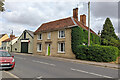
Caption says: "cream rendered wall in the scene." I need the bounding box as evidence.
[34,28,75,59]
[12,32,33,53]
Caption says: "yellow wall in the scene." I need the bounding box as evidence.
[0,34,9,48]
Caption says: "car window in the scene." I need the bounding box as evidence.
[0,51,11,57]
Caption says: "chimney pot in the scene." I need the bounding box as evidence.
[73,8,78,21]
[10,35,15,39]
[80,14,86,26]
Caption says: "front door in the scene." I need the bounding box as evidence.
[21,42,28,53]
[46,44,51,56]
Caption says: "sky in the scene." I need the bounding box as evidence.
[0,0,119,38]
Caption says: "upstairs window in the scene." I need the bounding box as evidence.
[58,30,65,38]
[47,32,51,39]
[24,32,26,39]
[38,33,42,40]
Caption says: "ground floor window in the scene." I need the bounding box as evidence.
[37,43,42,52]
[58,42,65,53]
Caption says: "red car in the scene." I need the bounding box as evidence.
[0,50,15,70]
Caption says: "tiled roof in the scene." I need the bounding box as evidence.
[34,17,75,34]
[73,18,97,35]
[34,17,97,35]
[25,30,34,38]
[2,37,17,42]
[0,34,6,38]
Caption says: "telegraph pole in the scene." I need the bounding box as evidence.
[11,30,13,52]
[88,1,90,46]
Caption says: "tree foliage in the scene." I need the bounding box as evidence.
[0,0,5,12]
[101,18,120,49]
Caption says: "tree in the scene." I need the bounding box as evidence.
[101,18,120,49]
[0,0,5,12]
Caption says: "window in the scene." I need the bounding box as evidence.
[58,43,65,53]
[58,30,65,38]
[38,33,42,40]
[24,32,26,39]
[47,32,51,39]
[37,43,42,52]
[15,48,17,51]
[83,30,85,32]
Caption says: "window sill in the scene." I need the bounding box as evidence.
[37,51,42,52]
[37,39,42,41]
[57,51,65,54]
[58,37,65,39]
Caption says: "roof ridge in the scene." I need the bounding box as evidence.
[42,17,71,25]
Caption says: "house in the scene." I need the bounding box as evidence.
[2,35,18,52]
[34,8,97,59]
[12,30,34,53]
[0,34,9,49]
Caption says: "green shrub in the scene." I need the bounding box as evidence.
[119,50,120,57]
[71,26,100,54]
[76,45,118,62]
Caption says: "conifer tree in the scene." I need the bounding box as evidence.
[101,18,120,49]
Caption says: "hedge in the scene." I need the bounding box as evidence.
[76,45,118,62]
[71,26,100,54]
[119,50,120,56]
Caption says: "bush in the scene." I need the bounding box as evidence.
[71,26,100,54]
[76,45,118,62]
[119,50,120,57]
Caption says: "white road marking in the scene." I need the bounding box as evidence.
[36,76,42,79]
[71,68,113,78]
[15,57,26,60]
[32,60,56,66]
[4,71,20,79]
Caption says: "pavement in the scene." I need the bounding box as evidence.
[2,52,119,79]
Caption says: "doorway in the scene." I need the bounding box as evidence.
[46,44,51,56]
[21,42,28,53]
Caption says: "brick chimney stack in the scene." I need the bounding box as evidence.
[73,8,78,21]
[80,14,86,26]
[10,35,15,39]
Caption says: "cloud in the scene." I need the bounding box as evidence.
[2,2,79,27]
[3,2,48,27]
[91,2,118,18]
[0,22,26,36]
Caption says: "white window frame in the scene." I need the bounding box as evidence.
[38,33,42,40]
[37,43,42,52]
[47,32,51,39]
[58,30,65,38]
[58,42,65,53]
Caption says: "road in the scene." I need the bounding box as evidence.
[1,53,119,79]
